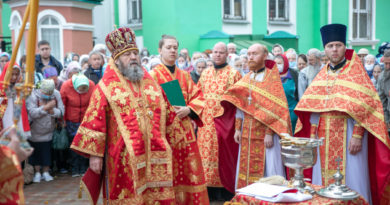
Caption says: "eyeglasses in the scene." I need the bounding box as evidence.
[0,60,8,63]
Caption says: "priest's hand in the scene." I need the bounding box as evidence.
[3,127,34,162]
[173,106,191,119]
[234,130,242,144]
[264,134,274,148]
[90,156,103,174]
[348,137,362,155]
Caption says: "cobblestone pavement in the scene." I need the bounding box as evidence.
[24,173,100,205]
[23,173,225,205]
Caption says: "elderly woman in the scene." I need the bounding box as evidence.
[60,74,95,177]
[371,64,382,90]
[297,54,308,71]
[274,54,299,133]
[364,54,377,78]
[42,65,62,91]
[79,54,89,72]
[84,51,104,84]
[0,52,10,72]
[26,79,64,183]
[58,61,81,87]
[190,58,207,84]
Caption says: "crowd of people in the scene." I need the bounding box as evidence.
[1,23,390,204]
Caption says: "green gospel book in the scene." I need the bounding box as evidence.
[160,79,186,106]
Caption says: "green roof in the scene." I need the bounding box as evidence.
[264,31,298,39]
[233,40,275,51]
[200,30,232,39]
[73,0,102,4]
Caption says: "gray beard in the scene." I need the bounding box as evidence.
[117,61,144,82]
[307,64,322,83]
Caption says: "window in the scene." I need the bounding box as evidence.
[39,16,61,61]
[223,0,246,20]
[269,0,289,22]
[352,0,372,40]
[10,14,25,61]
[127,0,142,25]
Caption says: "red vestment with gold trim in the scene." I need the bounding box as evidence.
[150,64,209,204]
[71,60,207,204]
[295,49,390,205]
[197,65,242,188]
[220,60,292,190]
[0,146,24,205]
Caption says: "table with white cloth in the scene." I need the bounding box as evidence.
[229,184,369,205]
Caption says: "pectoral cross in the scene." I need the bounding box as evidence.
[248,96,252,105]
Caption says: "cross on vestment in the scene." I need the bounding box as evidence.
[144,86,160,101]
[112,88,129,105]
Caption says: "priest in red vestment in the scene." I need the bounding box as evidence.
[71,27,207,204]
[0,127,33,205]
[149,35,208,204]
[295,24,390,205]
[197,42,242,201]
[217,44,292,190]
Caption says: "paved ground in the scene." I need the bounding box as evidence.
[24,173,100,205]
[24,173,225,205]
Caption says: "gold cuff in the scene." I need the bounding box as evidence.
[235,118,243,131]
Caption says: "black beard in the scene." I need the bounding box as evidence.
[117,61,144,82]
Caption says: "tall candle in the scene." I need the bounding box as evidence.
[25,0,39,86]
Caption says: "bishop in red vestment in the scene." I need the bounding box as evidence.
[71,28,207,204]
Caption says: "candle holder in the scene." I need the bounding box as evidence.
[0,0,38,148]
[0,83,33,149]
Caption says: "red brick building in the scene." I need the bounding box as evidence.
[5,0,102,63]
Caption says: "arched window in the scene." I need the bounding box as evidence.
[10,11,25,62]
[38,15,62,62]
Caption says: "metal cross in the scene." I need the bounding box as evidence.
[335,157,342,170]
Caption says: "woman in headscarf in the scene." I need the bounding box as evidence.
[60,73,95,177]
[26,79,64,183]
[58,61,81,86]
[274,54,299,133]
[0,62,31,143]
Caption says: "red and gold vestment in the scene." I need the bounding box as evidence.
[0,146,24,205]
[295,49,390,205]
[71,60,207,204]
[197,65,241,188]
[221,60,291,190]
[149,64,209,204]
